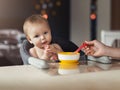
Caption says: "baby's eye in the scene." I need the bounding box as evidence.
[44,31,48,35]
[34,35,39,38]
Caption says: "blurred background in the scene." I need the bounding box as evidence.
[0,0,119,66]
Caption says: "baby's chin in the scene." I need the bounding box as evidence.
[41,44,49,49]
[42,42,51,47]
[35,44,46,49]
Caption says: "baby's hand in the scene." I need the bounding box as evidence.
[44,45,58,60]
[42,45,52,59]
[50,53,58,60]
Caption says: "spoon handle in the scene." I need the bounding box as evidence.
[74,43,87,53]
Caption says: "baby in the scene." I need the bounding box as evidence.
[23,14,63,61]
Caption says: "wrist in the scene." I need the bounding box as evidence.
[103,46,111,56]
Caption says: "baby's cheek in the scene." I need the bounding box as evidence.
[35,43,42,48]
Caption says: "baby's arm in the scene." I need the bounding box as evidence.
[47,44,63,60]
[49,44,63,53]
[29,44,63,61]
[29,47,38,58]
[29,46,52,60]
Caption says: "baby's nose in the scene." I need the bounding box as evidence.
[40,35,45,40]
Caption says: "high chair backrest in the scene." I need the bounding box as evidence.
[20,39,33,64]
[20,39,49,68]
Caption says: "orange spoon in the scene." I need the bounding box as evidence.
[74,43,87,53]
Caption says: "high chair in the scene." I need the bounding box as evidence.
[20,38,86,69]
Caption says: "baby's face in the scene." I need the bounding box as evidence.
[27,23,52,48]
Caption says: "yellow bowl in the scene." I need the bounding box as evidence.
[58,52,80,63]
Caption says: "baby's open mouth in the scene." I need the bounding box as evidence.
[42,41,48,47]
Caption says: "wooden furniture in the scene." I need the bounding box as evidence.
[111,0,120,30]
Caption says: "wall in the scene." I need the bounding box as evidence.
[0,0,33,31]
[0,0,111,45]
[0,0,34,66]
[97,0,111,40]
[70,0,90,46]
[70,0,111,46]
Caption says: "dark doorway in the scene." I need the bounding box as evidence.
[111,0,120,30]
[33,0,70,40]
